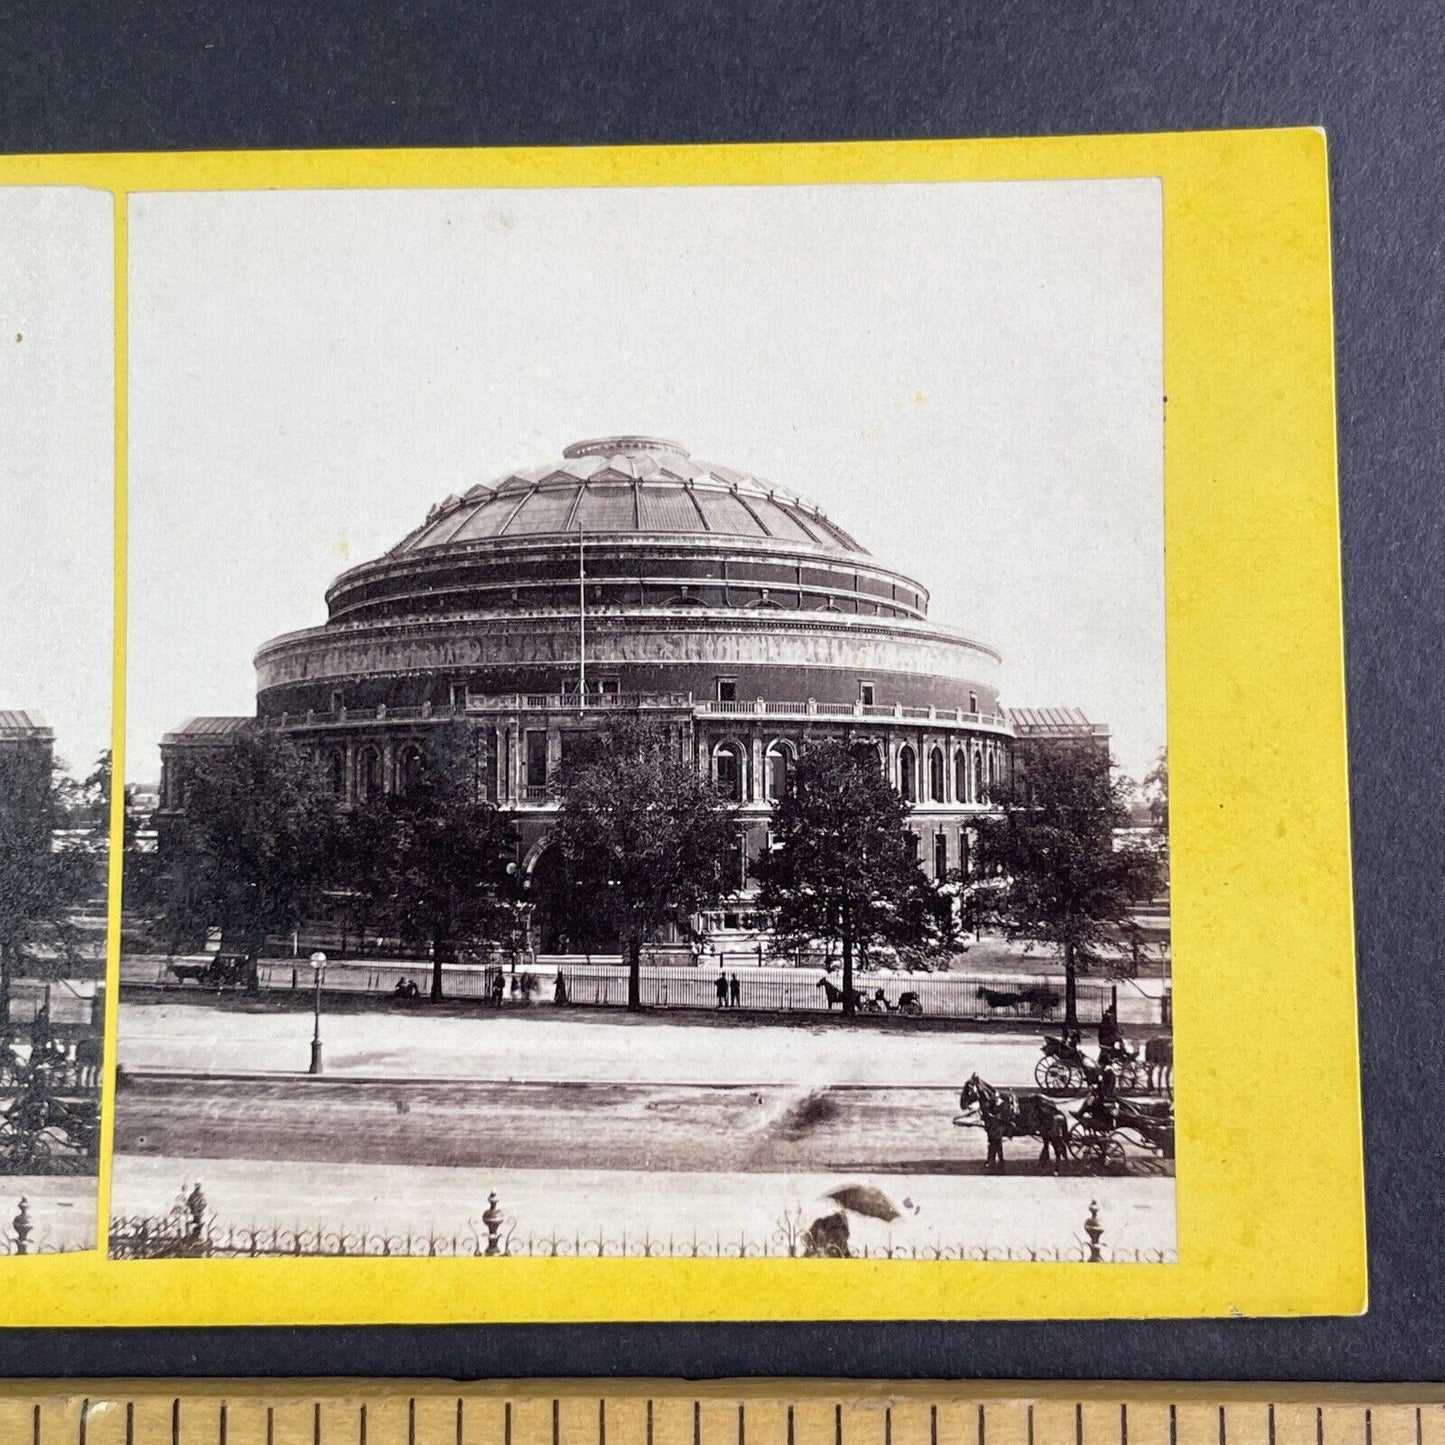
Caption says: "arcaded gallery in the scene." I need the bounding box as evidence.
[158,437,1103,951]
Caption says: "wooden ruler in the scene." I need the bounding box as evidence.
[0,1385,1439,1445]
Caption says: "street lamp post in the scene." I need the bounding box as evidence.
[504,861,532,976]
[308,951,327,1075]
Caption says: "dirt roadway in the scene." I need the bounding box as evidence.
[113,1074,1172,1179]
[117,999,1068,1087]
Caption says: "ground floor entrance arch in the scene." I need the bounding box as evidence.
[527,842,622,955]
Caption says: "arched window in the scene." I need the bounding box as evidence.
[765,740,794,803]
[897,745,917,802]
[954,749,967,804]
[929,747,945,803]
[973,750,985,803]
[933,830,948,881]
[987,750,997,791]
[326,750,344,797]
[397,744,426,798]
[356,747,382,804]
[713,741,745,802]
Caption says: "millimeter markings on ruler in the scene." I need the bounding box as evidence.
[0,1386,1440,1445]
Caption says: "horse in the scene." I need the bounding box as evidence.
[816,977,866,1011]
[976,985,1026,1012]
[73,1036,103,1090]
[1018,983,1061,1015]
[958,1073,1070,1173]
[1144,1035,1173,1091]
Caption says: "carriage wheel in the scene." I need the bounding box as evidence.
[9,1128,52,1173]
[1036,1057,1073,1089]
[899,999,922,1017]
[1089,1136,1126,1174]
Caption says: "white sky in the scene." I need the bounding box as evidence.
[0,187,114,777]
[127,179,1164,782]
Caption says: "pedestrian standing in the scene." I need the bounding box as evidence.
[715,970,728,1008]
[729,973,741,1008]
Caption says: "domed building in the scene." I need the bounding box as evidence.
[160,437,1105,951]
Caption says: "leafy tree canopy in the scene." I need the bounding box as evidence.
[753,740,942,1015]
[0,745,100,1009]
[1143,747,1169,829]
[342,724,516,999]
[551,719,739,1008]
[973,740,1162,1025]
[129,730,340,961]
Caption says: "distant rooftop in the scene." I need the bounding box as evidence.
[1007,706,1110,738]
[162,716,255,745]
[0,709,55,742]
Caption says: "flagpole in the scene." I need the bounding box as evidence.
[578,528,586,697]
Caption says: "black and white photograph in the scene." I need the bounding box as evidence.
[110,180,1172,1262]
[0,187,113,1254]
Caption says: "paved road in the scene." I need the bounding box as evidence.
[118,999,1062,1087]
[113,1073,1170,1179]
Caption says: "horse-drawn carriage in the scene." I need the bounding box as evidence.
[1033,1033,1172,1092]
[815,977,923,1015]
[0,1026,101,1095]
[0,1055,100,1171]
[956,1071,1174,1175]
[976,982,1063,1019]
[165,953,251,989]
[1066,1094,1175,1173]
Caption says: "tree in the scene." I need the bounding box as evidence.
[0,746,98,1018]
[551,719,739,1010]
[973,740,1162,1029]
[753,740,940,1018]
[344,725,516,1001]
[130,731,340,973]
[1143,747,1169,831]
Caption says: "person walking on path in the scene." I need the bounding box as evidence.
[715,970,729,1008]
[729,973,741,1008]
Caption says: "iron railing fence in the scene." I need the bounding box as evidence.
[108,1192,1174,1263]
[135,955,1133,1024]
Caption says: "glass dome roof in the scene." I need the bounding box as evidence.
[390,437,870,558]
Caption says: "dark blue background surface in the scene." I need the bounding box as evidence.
[0,0,1440,1381]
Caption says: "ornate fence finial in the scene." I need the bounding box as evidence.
[483,1192,504,1256]
[1084,1199,1104,1262]
[13,1197,32,1256]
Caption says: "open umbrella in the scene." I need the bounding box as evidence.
[827,1184,901,1223]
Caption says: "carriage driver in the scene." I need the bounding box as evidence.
[1097,1004,1130,1069]
[1080,1057,1121,1131]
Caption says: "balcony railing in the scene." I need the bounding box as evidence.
[265,695,1014,733]
[487,692,694,713]
[262,702,466,729]
[691,699,1012,730]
